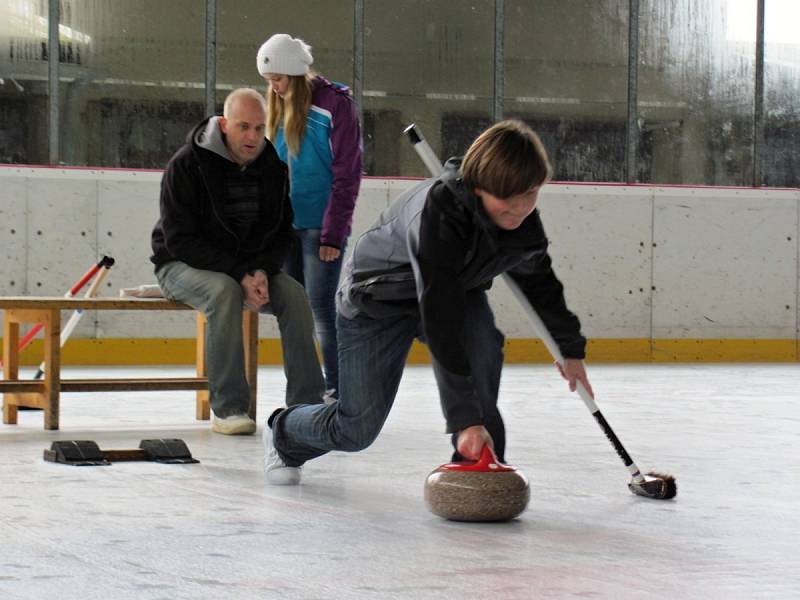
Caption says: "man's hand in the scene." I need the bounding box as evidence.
[456,425,494,461]
[319,245,341,262]
[241,271,269,311]
[555,358,594,398]
[250,270,269,303]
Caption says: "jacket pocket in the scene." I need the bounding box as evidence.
[348,266,419,318]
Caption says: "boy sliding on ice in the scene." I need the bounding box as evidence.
[263,119,593,484]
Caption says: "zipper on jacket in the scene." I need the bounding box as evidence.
[197,165,243,255]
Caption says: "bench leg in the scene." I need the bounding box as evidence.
[41,309,61,430]
[2,317,20,424]
[3,308,61,429]
[195,310,258,421]
[243,310,258,421]
[195,312,210,420]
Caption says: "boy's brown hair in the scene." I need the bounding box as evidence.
[460,120,552,198]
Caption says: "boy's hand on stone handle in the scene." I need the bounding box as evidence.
[456,425,494,461]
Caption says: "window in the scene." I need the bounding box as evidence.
[58,0,205,168]
[0,1,50,164]
[763,0,800,187]
[637,0,756,185]
[505,0,629,182]
[363,0,494,176]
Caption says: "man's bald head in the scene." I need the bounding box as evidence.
[219,88,268,165]
[223,88,267,119]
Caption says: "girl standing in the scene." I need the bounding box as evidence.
[257,34,363,398]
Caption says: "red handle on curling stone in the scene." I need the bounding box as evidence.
[437,445,517,473]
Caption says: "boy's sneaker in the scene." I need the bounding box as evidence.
[262,414,301,485]
[212,414,256,435]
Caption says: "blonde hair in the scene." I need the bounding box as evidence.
[461,120,552,198]
[223,88,267,119]
[266,73,314,155]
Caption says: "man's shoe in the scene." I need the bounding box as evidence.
[262,418,301,485]
[212,414,256,435]
[322,388,338,405]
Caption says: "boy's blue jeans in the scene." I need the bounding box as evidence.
[283,228,345,394]
[156,262,325,418]
[272,289,507,467]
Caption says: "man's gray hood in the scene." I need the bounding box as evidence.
[194,116,233,161]
[192,116,267,164]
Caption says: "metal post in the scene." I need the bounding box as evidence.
[48,0,60,165]
[493,0,504,122]
[625,0,640,183]
[353,0,365,128]
[205,0,217,117]
[753,0,765,187]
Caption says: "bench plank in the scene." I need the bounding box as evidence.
[60,378,209,392]
[0,381,47,393]
[0,297,190,310]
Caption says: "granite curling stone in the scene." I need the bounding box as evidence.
[424,445,530,522]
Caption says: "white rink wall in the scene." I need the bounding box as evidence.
[0,165,798,349]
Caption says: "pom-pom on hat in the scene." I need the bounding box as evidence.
[257,34,313,76]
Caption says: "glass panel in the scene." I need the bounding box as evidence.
[0,0,50,164]
[638,0,756,185]
[217,0,354,110]
[364,0,494,176]
[58,0,205,168]
[763,0,800,187]
[505,0,629,182]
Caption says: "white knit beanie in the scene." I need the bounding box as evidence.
[256,34,313,76]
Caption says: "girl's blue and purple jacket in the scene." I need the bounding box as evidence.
[272,75,363,249]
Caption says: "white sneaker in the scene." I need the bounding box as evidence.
[262,422,301,485]
[212,414,256,435]
[322,388,338,405]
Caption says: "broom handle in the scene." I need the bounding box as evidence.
[502,275,645,481]
[32,264,112,380]
[16,256,114,352]
[61,264,111,345]
[405,123,646,483]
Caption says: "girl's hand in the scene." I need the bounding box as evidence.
[319,245,341,262]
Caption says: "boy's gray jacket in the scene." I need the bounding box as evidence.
[337,158,586,433]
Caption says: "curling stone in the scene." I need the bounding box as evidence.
[424,445,530,522]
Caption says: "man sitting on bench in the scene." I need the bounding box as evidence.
[150,88,324,435]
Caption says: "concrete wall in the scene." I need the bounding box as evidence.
[1,165,798,362]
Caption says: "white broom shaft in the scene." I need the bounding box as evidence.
[34,266,111,376]
[13,257,110,354]
[83,265,110,298]
[403,124,444,177]
[60,266,110,344]
[502,274,599,413]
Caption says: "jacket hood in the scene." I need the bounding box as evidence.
[189,116,267,165]
[436,156,546,252]
[312,74,351,96]
[438,157,498,233]
[193,116,233,161]
[440,157,469,197]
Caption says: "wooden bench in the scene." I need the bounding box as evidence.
[0,297,258,430]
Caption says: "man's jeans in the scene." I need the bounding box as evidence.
[283,229,345,394]
[156,262,324,418]
[272,289,507,467]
